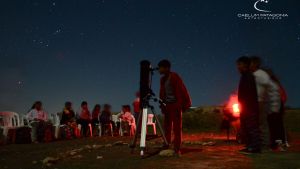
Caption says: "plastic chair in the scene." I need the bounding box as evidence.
[98,123,113,137]
[147,114,156,135]
[52,114,69,139]
[77,123,93,137]
[98,114,113,137]
[0,112,21,138]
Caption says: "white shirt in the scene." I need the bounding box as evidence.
[253,69,271,102]
[27,109,48,121]
[267,80,281,113]
[119,111,135,124]
[253,69,281,113]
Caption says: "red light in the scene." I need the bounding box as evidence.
[232,103,240,117]
[225,94,240,118]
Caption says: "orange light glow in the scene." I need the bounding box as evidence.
[232,103,240,117]
[225,94,241,118]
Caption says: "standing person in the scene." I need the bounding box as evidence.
[92,104,101,130]
[77,101,91,137]
[249,56,271,149]
[26,101,48,143]
[132,91,140,122]
[264,69,288,150]
[237,56,261,154]
[158,59,192,155]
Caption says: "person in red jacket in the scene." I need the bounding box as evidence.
[158,59,192,155]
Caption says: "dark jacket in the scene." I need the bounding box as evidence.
[238,72,259,118]
[61,109,75,124]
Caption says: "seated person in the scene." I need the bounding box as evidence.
[61,102,79,138]
[92,104,101,130]
[77,101,91,137]
[26,101,48,143]
[99,104,113,134]
[119,105,135,135]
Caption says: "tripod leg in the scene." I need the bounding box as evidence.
[151,107,169,147]
[140,108,148,156]
[130,108,143,150]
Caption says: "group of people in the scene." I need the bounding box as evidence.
[26,99,139,142]
[24,59,192,156]
[24,57,287,156]
[237,56,288,154]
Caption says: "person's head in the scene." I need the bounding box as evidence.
[250,56,261,72]
[65,101,72,109]
[81,101,88,109]
[158,59,171,75]
[122,105,131,112]
[103,104,111,112]
[236,56,250,73]
[122,105,127,112]
[126,105,131,112]
[33,101,42,111]
[93,104,101,112]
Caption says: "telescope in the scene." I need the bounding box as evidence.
[130,60,169,157]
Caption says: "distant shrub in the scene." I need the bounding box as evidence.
[182,108,223,132]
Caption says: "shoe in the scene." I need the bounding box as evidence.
[283,142,290,148]
[276,140,287,152]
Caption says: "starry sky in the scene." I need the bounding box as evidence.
[0,0,300,114]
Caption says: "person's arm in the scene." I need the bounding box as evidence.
[172,73,192,112]
[26,110,34,121]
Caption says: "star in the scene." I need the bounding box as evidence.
[53,29,62,35]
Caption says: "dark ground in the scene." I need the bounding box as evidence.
[0,132,299,169]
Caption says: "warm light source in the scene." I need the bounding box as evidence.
[232,103,240,117]
[225,94,240,118]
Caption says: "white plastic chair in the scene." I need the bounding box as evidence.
[147,114,156,135]
[52,114,68,139]
[0,112,21,138]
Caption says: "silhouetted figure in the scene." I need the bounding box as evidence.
[61,102,78,138]
[264,68,288,150]
[92,104,101,131]
[132,91,140,122]
[237,56,261,153]
[158,59,192,155]
[77,101,91,137]
[250,56,273,148]
[99,104,114,135]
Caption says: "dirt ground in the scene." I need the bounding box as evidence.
[0,132,300,169]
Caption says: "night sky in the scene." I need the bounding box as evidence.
[1,0,299,114]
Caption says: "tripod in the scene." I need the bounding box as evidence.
[130,94,169,156]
